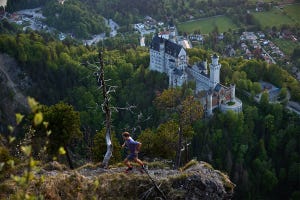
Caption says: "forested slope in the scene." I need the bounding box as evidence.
[0,30,299,199]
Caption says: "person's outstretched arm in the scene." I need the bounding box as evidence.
[136,142,142,153]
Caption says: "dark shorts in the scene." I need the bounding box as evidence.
[126,153,137,160]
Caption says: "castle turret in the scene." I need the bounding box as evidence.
[230,84,236,101]
[169,19,176,42]
[209,54,221,88]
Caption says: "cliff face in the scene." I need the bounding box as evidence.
[0,54,30,130]
[171,162,234,199]
[3,160,235,199]
[175,162,234,199]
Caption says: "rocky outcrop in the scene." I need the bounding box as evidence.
[2,160,234,199]
[171,161,234,199]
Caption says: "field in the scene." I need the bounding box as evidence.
[283,4,300,23]
[252,4,300,28]
[178,3,300,34]
[273,38,300,56]
[177,16,238,34]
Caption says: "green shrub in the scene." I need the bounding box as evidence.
[0,145,12,180]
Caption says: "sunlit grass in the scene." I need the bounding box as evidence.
[283,4,300,24]
[252,5,300,28]
[178,16,238,34]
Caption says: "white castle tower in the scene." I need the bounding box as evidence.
[209,54,221,88]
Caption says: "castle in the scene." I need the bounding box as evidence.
[150,34,242,116]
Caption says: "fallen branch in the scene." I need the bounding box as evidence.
[143,169,167,200]
[139,186,154,200]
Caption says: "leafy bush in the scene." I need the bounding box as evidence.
[0,144,12,180]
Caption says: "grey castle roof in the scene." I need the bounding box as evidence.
[187,64,209,78]
[173,68,184,76]
[200,71,209,78]
[150,34,163,51]
[150,34,182,58]
[195,62,207,71]
[214,83,223,92]
[214,83,230,92]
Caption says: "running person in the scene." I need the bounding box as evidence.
[121,131,145,173]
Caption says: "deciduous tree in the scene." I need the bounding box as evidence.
[42,102,82,169]
[154,88,203,168]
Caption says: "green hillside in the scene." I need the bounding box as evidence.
[178,16,238,34]
[283,4,300,23]
[253,5,300,28]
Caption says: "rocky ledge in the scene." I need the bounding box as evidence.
[2,160,235,199]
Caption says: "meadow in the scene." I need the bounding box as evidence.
[177,16,238,34]
[283,4,300,24]
[273,38,300,56]
[178,3,300,34]
[252,4,300,28]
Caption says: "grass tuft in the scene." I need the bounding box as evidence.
[180,159,198,171]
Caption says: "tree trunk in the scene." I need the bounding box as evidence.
[185,138,189,163]
[98,51,113,168]
[65,145,74,169]
[102,127,113,168]
[175,126,182,169]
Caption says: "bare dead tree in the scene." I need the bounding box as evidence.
[94,51,137,168]
[82,50,137,168]
[97,51,112,168]
[88,51,167,198]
